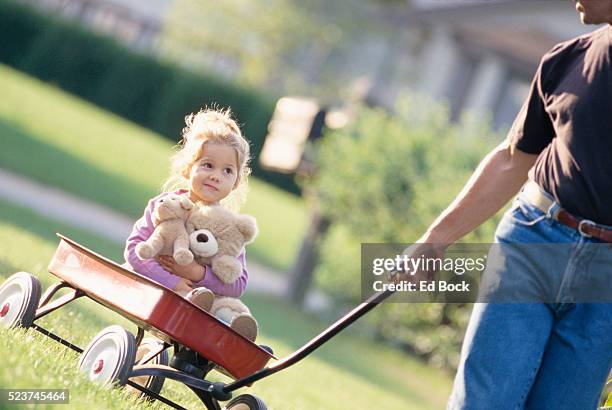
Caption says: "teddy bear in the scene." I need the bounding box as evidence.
[135,194,194,266]
[185,205,259,341]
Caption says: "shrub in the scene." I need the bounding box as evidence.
[309,95,502,369]
[95,53,177,127]
[0,0,47,65]
[18,21,120,102]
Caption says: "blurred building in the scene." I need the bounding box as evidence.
[17,0,171,50]
[368,0,596,130]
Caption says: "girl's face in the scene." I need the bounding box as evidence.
[188,142,239,205]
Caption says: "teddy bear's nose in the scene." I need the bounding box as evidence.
[196,233,209,243]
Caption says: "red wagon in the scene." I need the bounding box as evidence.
[0,234,391,409]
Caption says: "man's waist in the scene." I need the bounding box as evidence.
[521,181,612,242]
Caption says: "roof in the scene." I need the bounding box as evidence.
[408,0,567,22]
[381,0,596,75]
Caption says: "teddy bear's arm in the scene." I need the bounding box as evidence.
[211,255,243,284]
[173,232,194,265]
[192,250,248,298]
[136,228,165,259]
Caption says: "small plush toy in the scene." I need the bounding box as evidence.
[136,194,194,265]
[186,205,259,341]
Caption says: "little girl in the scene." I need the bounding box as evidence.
[123,108,256,338]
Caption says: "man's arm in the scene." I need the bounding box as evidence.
[426,44,555,246]
[422,139,538,245]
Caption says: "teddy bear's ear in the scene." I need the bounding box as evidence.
[237,214,258,243]
[179,196,194,211]
[151,205,162,226]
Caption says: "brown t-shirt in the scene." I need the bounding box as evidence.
[509,26,612,225]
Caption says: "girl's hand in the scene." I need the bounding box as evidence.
[173,277,195,293]
[158,255,206,282]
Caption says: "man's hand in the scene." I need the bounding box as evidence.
[173,277,195,293]
[158,255,206,282]
[391,241,447,284]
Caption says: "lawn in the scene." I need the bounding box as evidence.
[0,199,453,409]
[0,64,307,272]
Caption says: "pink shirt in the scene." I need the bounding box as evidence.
[123,190,248,297]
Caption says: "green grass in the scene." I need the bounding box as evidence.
[0,64,307,272]
[0,199,452,409]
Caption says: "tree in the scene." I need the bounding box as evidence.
[159,0,402,100]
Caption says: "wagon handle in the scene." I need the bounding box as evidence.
[223,288,394,392]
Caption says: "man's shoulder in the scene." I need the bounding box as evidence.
[537,27,607,82]
[544,27,607,61]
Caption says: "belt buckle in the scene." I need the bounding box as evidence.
[578,219,596,237]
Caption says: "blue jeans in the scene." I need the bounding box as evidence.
[447,190,612,409]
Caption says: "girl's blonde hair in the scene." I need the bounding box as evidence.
[163,107,251,211]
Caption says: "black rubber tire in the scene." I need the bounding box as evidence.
[0,272,41,329]
[224,394,267,410]
[127,338,169,398]
[259,345,274,355]
[78,325,137,386]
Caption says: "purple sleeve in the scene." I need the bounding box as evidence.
[193,250,249,298]
[124,194,181,291]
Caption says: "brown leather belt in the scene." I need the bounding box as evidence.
[521,181,612,243]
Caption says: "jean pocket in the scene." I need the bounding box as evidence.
[508,198,546,226]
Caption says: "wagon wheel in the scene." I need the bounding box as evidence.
[126,338,169,398]
[0,272,41,329]
[224,394,267,410]
[79,325,137,386]
[600,372,611,409]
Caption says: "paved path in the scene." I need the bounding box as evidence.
[0,168,330,311]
